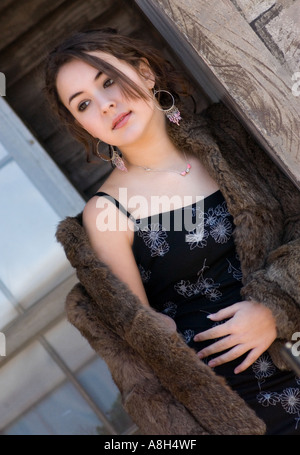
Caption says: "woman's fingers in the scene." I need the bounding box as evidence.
[206,303,240,322]
[194,324,229,343]
[197,334,234,359]
[205,344,247,368]
[194,300,277,372]
[233,348,262,374]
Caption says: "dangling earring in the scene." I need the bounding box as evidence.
[153,89,182,125]
[96,141,128,172]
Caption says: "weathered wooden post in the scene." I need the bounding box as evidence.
[135,0,300,189]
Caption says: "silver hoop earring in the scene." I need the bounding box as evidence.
[96,141,128,172]
[153,89,182,125]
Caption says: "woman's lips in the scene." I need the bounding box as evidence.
[112,112,131,130]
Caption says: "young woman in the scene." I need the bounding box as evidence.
[44,28,300,434]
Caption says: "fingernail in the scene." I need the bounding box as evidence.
[206,314,212,319]
[197,352,204,359]
[208,360,216,367]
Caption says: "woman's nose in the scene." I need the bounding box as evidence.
[97,94,116,114]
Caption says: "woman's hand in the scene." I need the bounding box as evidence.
[194,300,277,374]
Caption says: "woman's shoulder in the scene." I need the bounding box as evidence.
[83,183,123,226]
[82,175,136,247]
[84,169,123,211]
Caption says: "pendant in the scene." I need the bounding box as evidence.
[112,151,128,172]
[166,106,182,125]
[180,163,191,176]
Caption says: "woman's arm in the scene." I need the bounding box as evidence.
[82,197,177,331]
[83,196,150,307]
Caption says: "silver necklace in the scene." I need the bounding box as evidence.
[131,151,191,177]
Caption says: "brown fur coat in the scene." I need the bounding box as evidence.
[56,103,300,435]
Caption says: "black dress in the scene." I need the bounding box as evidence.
[96,190,300,435]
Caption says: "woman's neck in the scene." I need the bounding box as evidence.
[124,142,184,171]
[119,119,185,171]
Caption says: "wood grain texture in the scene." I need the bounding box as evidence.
[0,0,15,14]
[0,0,113,87]
[136,0,300,188]
[0,0,66,52]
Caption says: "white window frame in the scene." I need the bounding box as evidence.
[0,97,85,218]
[0,97,85,358]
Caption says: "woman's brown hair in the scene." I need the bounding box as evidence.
[44,28,189,161]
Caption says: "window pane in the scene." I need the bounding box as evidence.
[0,340,65,430]
[45,320,133,434]
[78,358,133,434]
[0,160,72,309]
[44,319,95,371]
[2,382,106,435]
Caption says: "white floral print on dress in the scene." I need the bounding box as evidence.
[137,223,170,257]
[257,391,281,407]
[186,201,232,249]
[252,353,276,380]
[252,353,300,429]
[162,301,177,319]
[210,218,232,244]
[182,329,195,344]
[138,264,151,283]
[280,388,300,415]
[174,259,222,301]
[185,225,209,249]
[226,258,243,281]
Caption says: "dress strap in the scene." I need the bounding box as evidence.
[94,191,136,223]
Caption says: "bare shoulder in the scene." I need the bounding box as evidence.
[83,169,124,226]
[82,189,134,250]
[82,193,103,235]
[82,185,149,307]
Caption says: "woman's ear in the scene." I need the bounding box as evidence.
[138,58,155,90]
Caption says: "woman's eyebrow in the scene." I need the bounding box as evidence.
[68,70,103,105]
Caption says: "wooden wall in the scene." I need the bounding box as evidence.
[1,0,209,201]
[232,0,300,80]
[136,0,300,189]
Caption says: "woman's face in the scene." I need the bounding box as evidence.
[56,51,159,150]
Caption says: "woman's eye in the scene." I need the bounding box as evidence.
[78,100,90,112]
[103,78,114,88]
